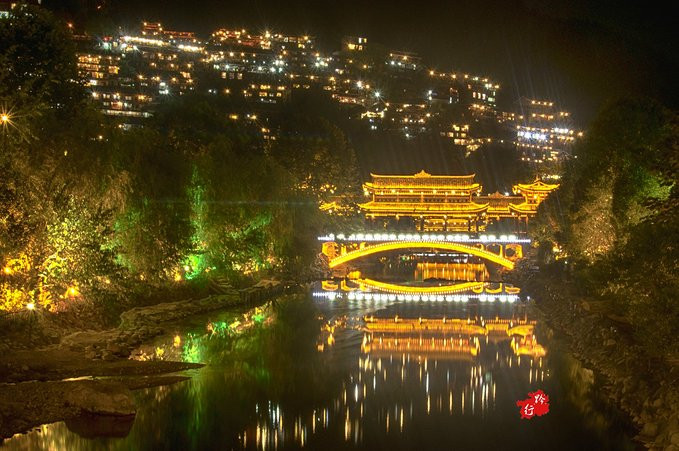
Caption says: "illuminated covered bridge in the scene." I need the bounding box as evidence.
[319,233,529,270]
[358,171,558,232]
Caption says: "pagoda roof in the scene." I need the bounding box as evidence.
[508,203,539,214]
[370,170,476,180]
[367,171,480,189]
[513,179,559,192]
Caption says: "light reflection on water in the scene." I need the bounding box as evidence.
[2,282,635,450]
[414,262,489,282]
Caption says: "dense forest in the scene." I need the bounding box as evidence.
[531,98,679,355]
[0,6,361,315]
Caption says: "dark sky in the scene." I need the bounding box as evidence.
[56,0,677,125]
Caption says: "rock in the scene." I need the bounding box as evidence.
[671,432,679,446]
[101,351,116,362]
[84,351,98,360]
[106,342,123,354]
[605,339,616,347]
[65,382,136,416]
[116,347,131,358]
[642,422,659,437]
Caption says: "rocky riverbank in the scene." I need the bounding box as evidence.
[0,279,290,440]
[522,270,679,450]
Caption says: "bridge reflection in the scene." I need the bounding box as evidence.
[304,292,549,449]
[315,278,522,303]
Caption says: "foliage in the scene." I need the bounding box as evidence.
[0,10,361,314]
[0,5,85,116]
[533,97,679,356]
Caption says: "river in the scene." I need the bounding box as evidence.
[2,259,636,450]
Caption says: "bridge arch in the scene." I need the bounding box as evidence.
[328,241,515,269]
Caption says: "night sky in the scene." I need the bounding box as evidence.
[50,0,678,125]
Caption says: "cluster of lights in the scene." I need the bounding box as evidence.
[177,44,203,52]
[318,233,529,243]
[121,36,166,47]
[517,130,548,141]
[313,291,519,303]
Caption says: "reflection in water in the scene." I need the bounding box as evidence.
[414,262,488,282]
[3,282,634,450]
[314,279,521,303]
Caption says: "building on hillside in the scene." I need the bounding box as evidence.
[386,51,421,71]
[513,97,580,163]
[343,36,368,51]
[75,22,200,122]
[359,171,558,231]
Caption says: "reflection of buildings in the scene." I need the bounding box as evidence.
[363,335,479,360]
[300,310,548,449]
[360,315,546,359]
[414,261,488,282]
[359,171,558,231]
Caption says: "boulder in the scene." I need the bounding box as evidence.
[65,382,135,416]
[101,351,116,362]
[642,422,659,437]
[671,431,679,446]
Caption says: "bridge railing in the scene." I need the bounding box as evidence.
[318,233,530,244]
[312,291,520,303]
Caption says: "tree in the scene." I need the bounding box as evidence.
[0,5,85,117]
[532,97,679,356]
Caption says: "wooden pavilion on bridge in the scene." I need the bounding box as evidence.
[358,170,558,231]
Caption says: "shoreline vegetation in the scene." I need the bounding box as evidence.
[519,95,678,449]
[0,280,289,440]
[518,266,679,449]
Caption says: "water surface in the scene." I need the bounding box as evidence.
[2,282,635,450]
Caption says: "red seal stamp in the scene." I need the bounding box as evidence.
[516,389,550,419]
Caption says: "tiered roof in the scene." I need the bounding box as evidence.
[367,171,480,190]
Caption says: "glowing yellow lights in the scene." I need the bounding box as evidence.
[3,266,11,275]
[0,114,9,123]
[66,286,79,297]
[358,278,486,294]
[173,335,182,347]
[174,273,182,282]
[329,241,515,269]
[26,302,36,311]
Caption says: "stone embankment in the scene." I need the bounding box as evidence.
[58,279,286,360]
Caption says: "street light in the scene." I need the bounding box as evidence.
[0,113,8,124]
[374,91,381,98]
